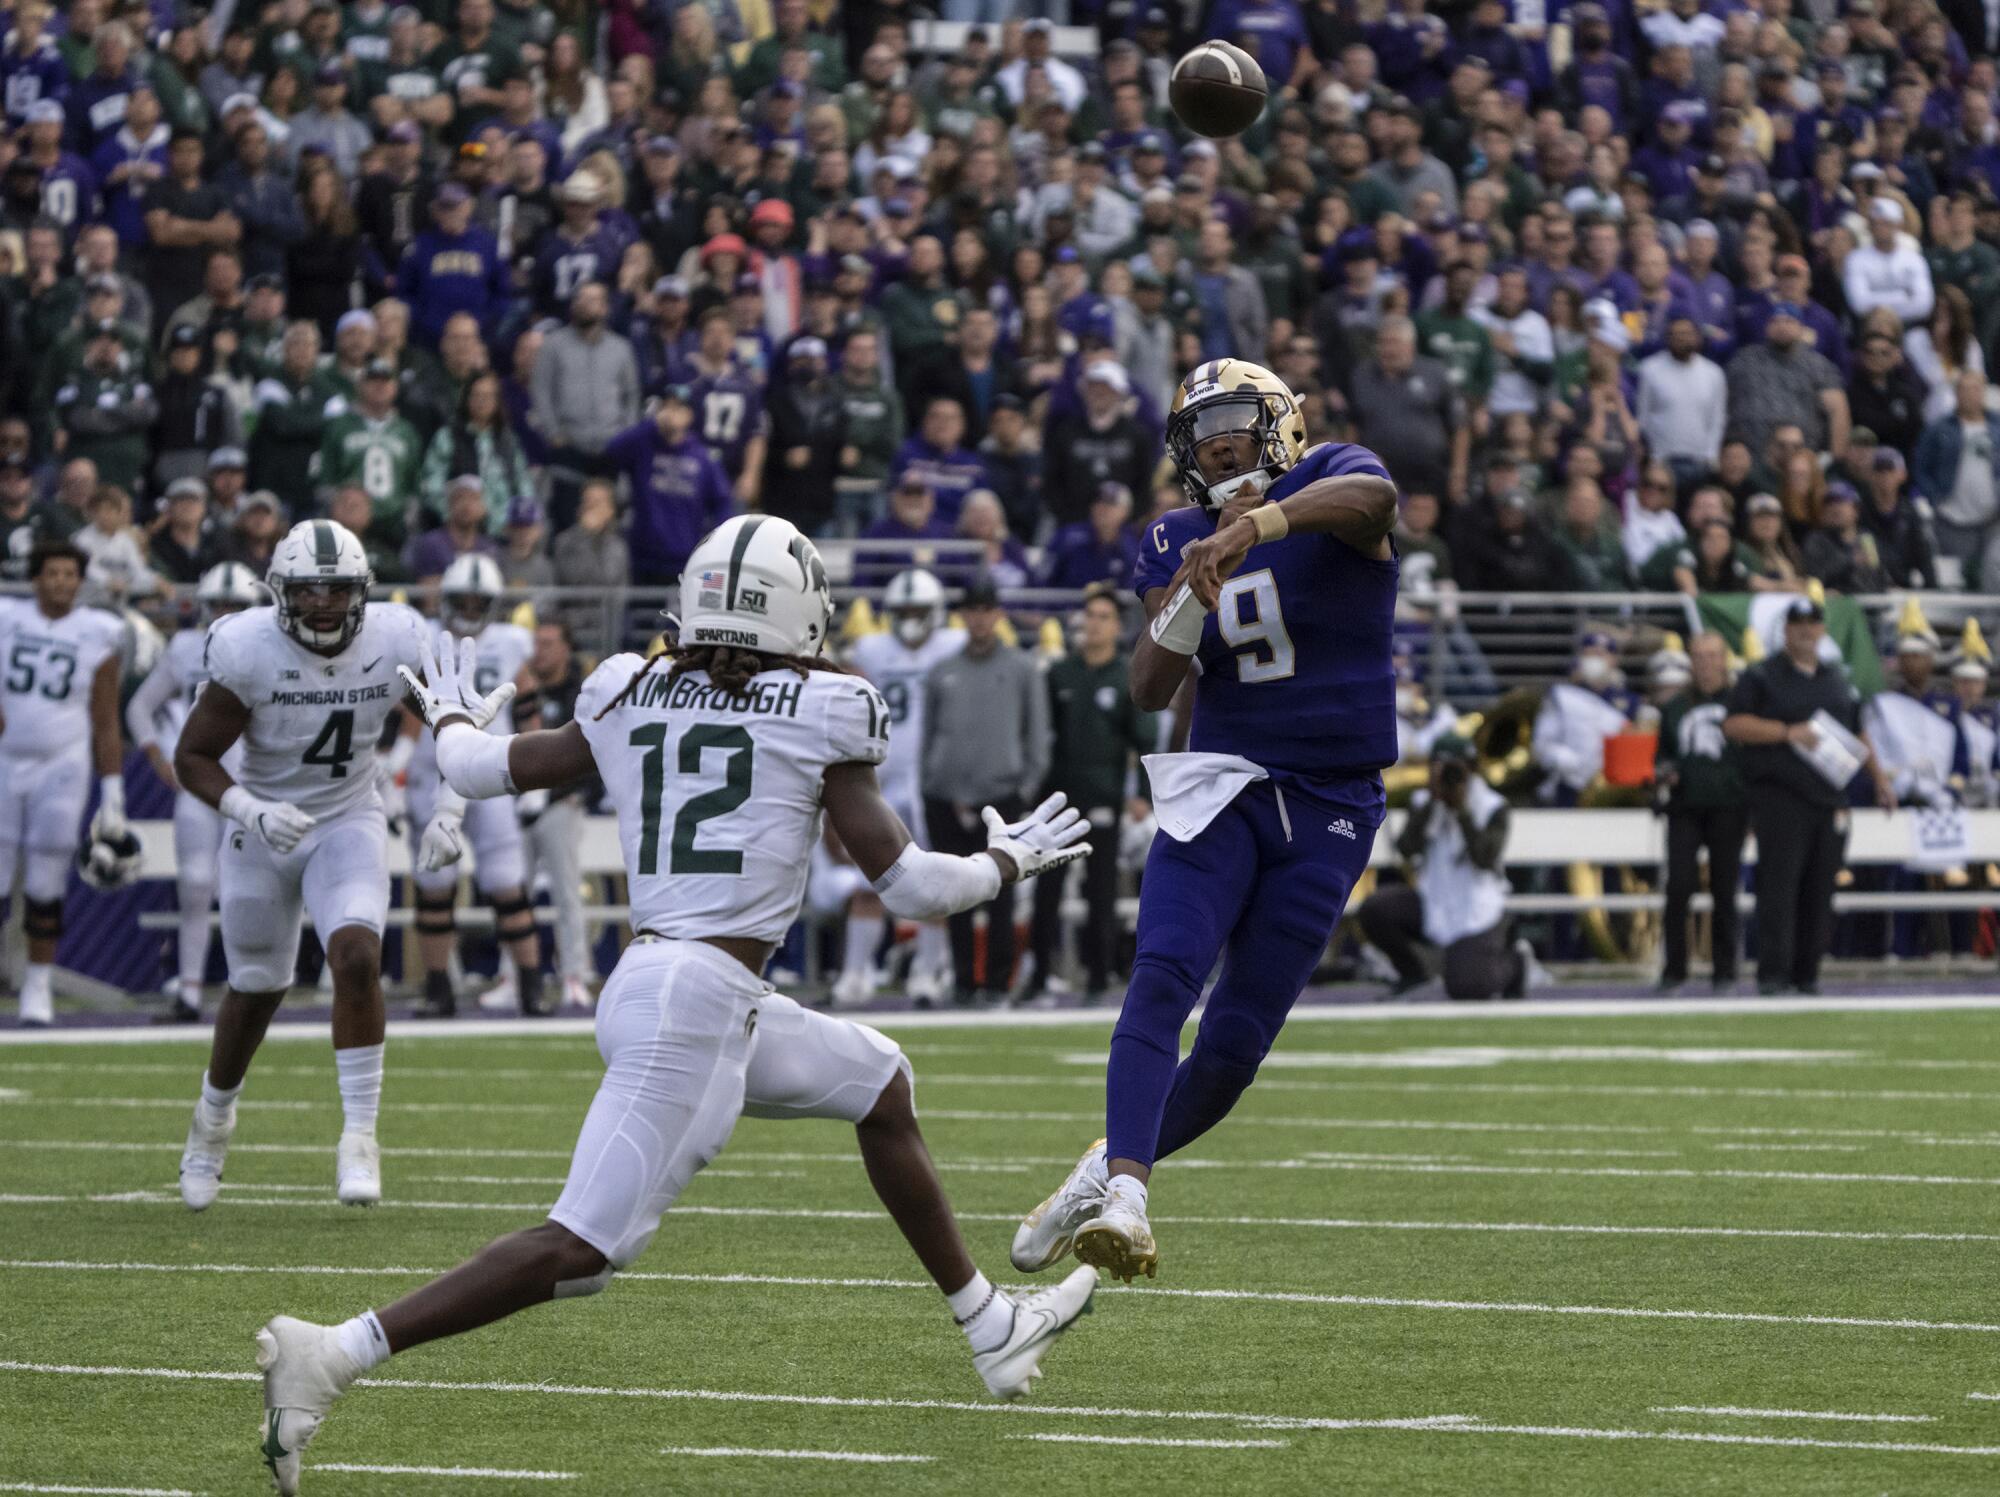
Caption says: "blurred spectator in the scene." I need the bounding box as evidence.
[248,321,338,498]
[320,359,423,545]
[148,476,222,584]
[1042,364,1153,528]
[329,486,406,584]
[1847,329,1930,456]
[1184,220,1269,365]
[405,474,500,585]
[1113,266,1177,418]
[922,573,1050,1006]
[1396,491,1454,593]
[914,304,1011,446]
[289,62,372,179]
[54,320,158,494]
[0,457,47,580]
[142,126,238,335]
[498,497,554,600]
[1915,370,2000,589]
[832,326,902,530]
[893,397,987,525]
[1042,482,1142,591]
[1636,316,1727,478]
[75,484,159,603]
[978,394,1044,543]
[550,479,629,657]
[155,326,239,496]
[1533,633,1637,803]
[1623,462,1687,577]
[1863,449,1938,589]
[41,459,97,540]
[399,184,510,349]
[1351,316,1465,502]
[603,386,731,591]
[1726,304,1849,458]
[683,308,768,509]
[1026,583,1152,1006]
[288,161,365,342]
[1460,490,1565,591]
[1552,478,1628,592]
[861,475,955,586]
[1844,199,1935,330]
[765,337,844,534]
[1905,286,1985,423]
[534,285,641,531]
[1654,632,1746,993]
[1802,483,1890,593]
[422,372,534,537]
[1742,492,1807,589]
[511,618,597,1012]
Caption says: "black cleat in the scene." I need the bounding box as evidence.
[413,971,457,1018]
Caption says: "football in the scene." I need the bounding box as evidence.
[1168,39,1269,139]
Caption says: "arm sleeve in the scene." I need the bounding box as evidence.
[871,841,1003,920]
[125,652,179,747]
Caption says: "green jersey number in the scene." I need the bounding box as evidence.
[631,723,754,876]
[304,709,357,778]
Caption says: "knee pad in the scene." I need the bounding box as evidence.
[490,891,535,937]
[1195,1006,1277,1077]
[554,1263,616,1299]
[22,897,60,943]
[414,888,457,936]
[22,848,71,903]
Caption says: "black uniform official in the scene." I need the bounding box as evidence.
[1723,598,1894,994]
[1655,633,1747,990]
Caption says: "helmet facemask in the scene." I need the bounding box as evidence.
[1167,393,1294,513]
[892,607,936,648]
[277,575,368,651]
[443,589,496,637]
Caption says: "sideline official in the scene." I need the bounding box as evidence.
[1655,632,1747,992]
[1723,598,1895,995]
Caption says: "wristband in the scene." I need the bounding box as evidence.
[219,785,257,827]
[98,775,125,819]
[1149,583,1208,655]
[1248,501,1289,544]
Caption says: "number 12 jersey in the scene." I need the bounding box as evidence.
[578,656,890,943]
[204,603,431,820]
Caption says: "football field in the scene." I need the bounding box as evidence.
[5,996,2000,1494]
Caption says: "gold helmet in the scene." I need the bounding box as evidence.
[1166,359,1309,513]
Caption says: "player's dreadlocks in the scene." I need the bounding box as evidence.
[593,645,851,719]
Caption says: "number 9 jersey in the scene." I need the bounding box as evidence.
[578,656,890,944]
[204,601,432,819]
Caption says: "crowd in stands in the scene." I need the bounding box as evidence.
[3,0,2000,651]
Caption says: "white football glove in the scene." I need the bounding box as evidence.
[982,792,1091,879]
[89,774,127,843]
[516,786,550,826]
[378,758,409,835]
[416,811,465,873]
[220,786,316,853]
[399,632,516,733]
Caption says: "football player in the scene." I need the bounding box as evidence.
[845,567,963,1005]
[172,520,431,1209]
[126,561,267,1023]
[1011,359,1400,1284]
[402,553,545,1017]
[0,540,128,1026]
[254,516,1098,1494]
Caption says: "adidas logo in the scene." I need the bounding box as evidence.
[1327,819,1357,840]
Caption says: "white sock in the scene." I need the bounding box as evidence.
[914,922,949,975]
[178,979,203,1013]
[18,963,51,1022]
[947,1271,1013,1354]
[843,915,883,978]
[333,1309,392,1371]
[200,1071,243,1115]
[334,1044,385,1134]
[1107,1175,1149,1214]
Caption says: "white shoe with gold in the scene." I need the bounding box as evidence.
[1010,1138,1107,1272]
[1073,1187,1159,1284]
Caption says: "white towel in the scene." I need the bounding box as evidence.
[1142,752,1267,843]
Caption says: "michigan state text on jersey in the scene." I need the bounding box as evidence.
[1012,358,1400,1286]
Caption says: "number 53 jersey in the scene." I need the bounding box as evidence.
[0,599,125,762]
[204,603,432,820]
[579,657,890,943]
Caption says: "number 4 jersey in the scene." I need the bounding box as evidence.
[204,602,431,820]
[0,598,125,761]
[1133,442,1401,784]
[578,657,889,943]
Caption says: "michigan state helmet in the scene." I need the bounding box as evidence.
[882,567,946,648]
[268,519,372,651]
[78,827,143,890]
[1165,359,1308,514]
[678,515,833,658]
[439,553,505,636]
[195,560,266,620]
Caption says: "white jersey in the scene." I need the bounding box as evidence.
[205,602,430,819]
[127,627,245,775]
[578,656,889,943]
[0,598,124,761]
[409,620,533,778]
[847,628,964,801]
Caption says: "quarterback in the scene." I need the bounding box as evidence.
[253,515,1099,1494]
[172,519,431,1209]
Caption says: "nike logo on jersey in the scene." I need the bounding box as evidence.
[362,657,383,672]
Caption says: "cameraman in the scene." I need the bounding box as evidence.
[1359,734,1540,1000]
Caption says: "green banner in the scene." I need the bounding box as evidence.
[1693,592,1884,696]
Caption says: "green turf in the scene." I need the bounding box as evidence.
[5,1003,2000,1494]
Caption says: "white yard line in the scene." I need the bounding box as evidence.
[1413,1420,2000,1457]
[1649,1405,1934,1424]
[1007,1434,1288,1449]
[0,1263,1991,1334]
[309,1466,575,1480]
[3,990,2000,1050]
[0,1486,200,1496]
[657,1448,933,1464]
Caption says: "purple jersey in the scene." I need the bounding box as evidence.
[1,32,67,126]
[1133,442,1400,784]
[90,129,163,245]
[530,219,633,315]
[33,150,97,236]
[603,420,735,575]
[686,372,767,480]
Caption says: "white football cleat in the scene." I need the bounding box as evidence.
[1011,1138,1107,1272]
[256,1315,362,1495]
[829,965,878,1009]
[179,1099,236,1211]
[335,1132,380,1206]
[478,975,518,1013]
[972,1265,1097,1399]
[559,976,596,1014]
[1073,1192,1159,1284]
[904,964,946,1009]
